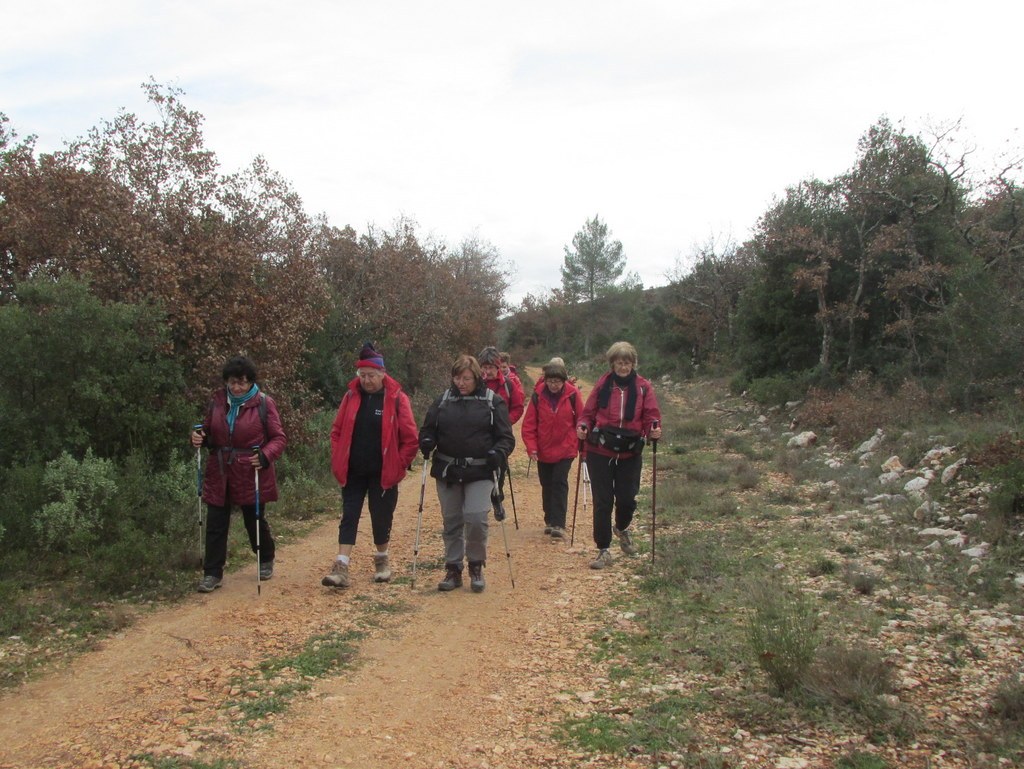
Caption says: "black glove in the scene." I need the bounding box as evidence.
[420,437,435,459]
[492,498,506,522]
[486,450,503,470]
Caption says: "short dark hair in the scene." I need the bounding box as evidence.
[222,355,258,382]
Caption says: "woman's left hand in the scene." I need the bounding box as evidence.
[649,426,662,441]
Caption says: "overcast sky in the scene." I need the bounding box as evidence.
[2,0,1021,305]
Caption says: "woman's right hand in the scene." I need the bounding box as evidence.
[190,429,204,448]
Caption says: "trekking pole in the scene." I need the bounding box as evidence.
[526,457,532,479]
[582,459,591,519]
[193,424,205,566]
[252,446,262,596]
[570,439,583,546]
[650,421,659,563]
[492,470,515,589]
[505,462,519,530]
[411,456,428,590]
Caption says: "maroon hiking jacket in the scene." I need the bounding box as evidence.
[578,372,661,459]
[200,388,287,506]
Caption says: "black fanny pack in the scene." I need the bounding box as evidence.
[587,425,644,453]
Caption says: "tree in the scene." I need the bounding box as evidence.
[561,215,626,356]
[0,82,329,421]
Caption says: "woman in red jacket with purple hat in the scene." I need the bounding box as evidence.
[322,342,419,588]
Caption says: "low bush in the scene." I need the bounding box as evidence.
[746,582,820,694]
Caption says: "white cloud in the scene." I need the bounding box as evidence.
[2,0,1021,305]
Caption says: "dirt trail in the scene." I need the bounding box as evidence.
[0,370,640,769]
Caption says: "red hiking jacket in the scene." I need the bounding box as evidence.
[330,375,419,489]
[522,379,581,463]
[483,370,525,424]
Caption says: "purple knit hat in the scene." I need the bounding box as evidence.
[356,342,385,371]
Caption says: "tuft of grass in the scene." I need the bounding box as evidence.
[808,557,838,577]
[226,630,362,728]
[990,674,1024,725]
[137,757,240,769]
[835,752,889,769]
[746,582,820,695]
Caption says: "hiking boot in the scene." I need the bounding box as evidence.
[543,525,553,535]
[197,575,222,593]
[437,563,463,592]
[259,560,274,580]
[550,526,566,540]
[468,561,485,593]
[321,559,350,588]
[614,527,637,556]
[589,549,613,570]
[373,553,392,583]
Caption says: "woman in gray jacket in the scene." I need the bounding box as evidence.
[419,354,515,593]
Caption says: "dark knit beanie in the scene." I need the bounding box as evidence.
[478,346,501,366]
[356,342,385,371]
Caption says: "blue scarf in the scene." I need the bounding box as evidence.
[227,383,260,435]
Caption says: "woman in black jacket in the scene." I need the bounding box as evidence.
[419,354,516,593]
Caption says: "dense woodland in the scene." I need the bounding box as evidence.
[1,83,1022,597]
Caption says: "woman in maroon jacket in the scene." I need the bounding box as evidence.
[522,358,580,540]
[191,356,287,593]
[576,342,662,570]
[322,343,419,588]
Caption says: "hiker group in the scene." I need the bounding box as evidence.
[189,340,662,594]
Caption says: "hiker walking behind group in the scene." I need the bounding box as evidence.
[191,356,287,593]
[419,354,515,593]
[576,341,662,570]
[522,358,580,540]
[323,343,419,588]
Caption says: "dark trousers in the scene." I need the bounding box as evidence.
[585,452,643,550]
[537,458,573,528]
[339,473,398,547]
[204,499,275,578]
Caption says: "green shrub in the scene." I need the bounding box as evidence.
[746,370,822,408]
[746,582,820,694]
[990,674,1024,724]
[34,450,117,554]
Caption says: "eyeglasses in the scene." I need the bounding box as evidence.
[226,377,251,387]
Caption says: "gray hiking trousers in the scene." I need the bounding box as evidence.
[435,478,492,565]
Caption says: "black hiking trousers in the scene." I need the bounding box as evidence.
[585,451,643,550]
[537,458,573,529]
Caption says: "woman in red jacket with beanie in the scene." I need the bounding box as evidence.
[322,343,419,587]
[522,358,580,540]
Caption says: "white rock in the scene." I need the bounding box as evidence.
[962,543,990,558]
[878,472,901,485]
[942,458,968,485]
[857,429,885,453]
[921,446,955,464]
[881,455,905,473]
[918,528,960,538]
[788,431,817,448]
[904,477,930,493]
